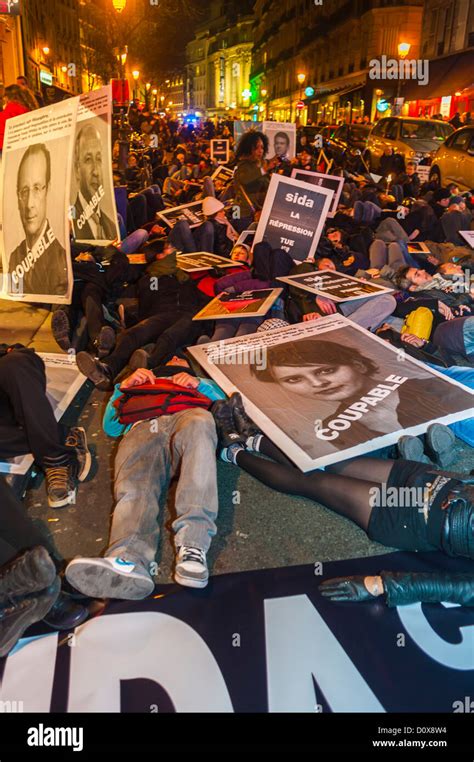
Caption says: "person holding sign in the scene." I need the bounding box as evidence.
[233,131,276,232]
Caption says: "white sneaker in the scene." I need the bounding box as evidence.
[174,546,209,589]
[66,556,155,600]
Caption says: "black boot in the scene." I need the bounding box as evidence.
[0,577,60,658]
[230,393,261,438]
[211,399,246,448]
[76,351,114,391]
[0,547,56,603]
[43,591,90,630]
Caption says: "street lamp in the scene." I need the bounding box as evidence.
[132,69,140,101]
[42,46,50,56]
[396,42,411,115]
[261,87,268,120]
[297,73,306,122]
[112,0,127,12]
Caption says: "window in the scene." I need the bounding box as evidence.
[451,129,473,151]
[371,119,389,137]
[385,120,399,140]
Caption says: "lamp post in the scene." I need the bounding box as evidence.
[132,69,140,101]
[396,42,411,116]
[297,73,306,124]
[152,88,158,110]
[112,0,127,11]
[261,87,268,120]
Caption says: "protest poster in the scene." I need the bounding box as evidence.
[407,242,431,254]
[193,288,282,320]
[459,230,474,248]
[0,97,78,304]
[253,174,333,262]
[291,168,344,217]
[278,269,394,302]
[210,139,230,165]
[263,121,296,161]
[210,165,234,188]
[189,316,474,472]
[233,120,262,144]
[236,229,256,248]
[157,200,205,229]
[177,252,237,272]
[70,85,120,246]
[415,163,431,184]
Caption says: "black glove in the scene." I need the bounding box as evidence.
[381,571,474,607]
[319,576,380,602]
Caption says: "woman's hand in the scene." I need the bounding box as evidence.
[401,333,425,348]
[121,368,156,389]
[315,296,337,315]
[170,373,199,389]
[303,312,322,322]
[438,301,454,320]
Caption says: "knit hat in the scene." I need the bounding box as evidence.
[433,187,451,202]
[202,196,225,216]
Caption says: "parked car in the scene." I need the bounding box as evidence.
[429,126,474,191]
[326,123,371,167]
[364,116,454,171]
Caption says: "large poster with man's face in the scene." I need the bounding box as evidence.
[70,86,120,245]
[190,316,474,472]
[0,97,78,304]
[262,121,296,161]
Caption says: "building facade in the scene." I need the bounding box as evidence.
[185,0,254,119]
[251,0,425,125]
[402,0,474,119]
[0,2,23,94]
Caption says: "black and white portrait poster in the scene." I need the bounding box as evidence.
[263,121,296,161]
[193,288,283,320]
[190,316,474,471]
[177,252,237,272]
[459,231,474,248]
[157,200,205,229]
[210,139,230,165]
[278,270,394,302]
[291,169,344,218]
[0,96,78,304]
[254,174,333,262]
[70,85,120,246]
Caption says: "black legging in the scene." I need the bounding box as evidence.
[235,437,396,531]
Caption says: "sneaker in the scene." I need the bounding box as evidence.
[76,351,114,391]
[0,547,56,603]
[398,436,431,464]
[65,427,92,482]
[211,399,246,448]
[129,348,150,372]
[95,326,116,359]
[0,577,61,658]
[174,546,208,589]
[65,556,155,600]
[45,465,76,509]
[229,392,261,438]
[425,423,457,468]
[51,309,71,352]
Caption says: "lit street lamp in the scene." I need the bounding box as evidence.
[112,0,127,12]
[396,42,411,115]
[261,87,268,120]
[132,69,140,101]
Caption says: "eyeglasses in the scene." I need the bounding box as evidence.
[17,184,47,202]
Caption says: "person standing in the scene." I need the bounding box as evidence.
[0,85,32,152]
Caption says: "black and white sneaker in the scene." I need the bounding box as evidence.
[65,427,92,482]
[174,547,209,589]
[45,465,77,509]
[211,399,246,448]
[51,309,71,352]
[65,556,155,600]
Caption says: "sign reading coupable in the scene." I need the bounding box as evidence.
[254,174,333,262]
[189,316,474,472]
[278,269,394,302]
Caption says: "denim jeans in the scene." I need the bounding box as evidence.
[369,240,405,269]
[107,408,219,565]
[339,294,397,331]
[169,220,214,253]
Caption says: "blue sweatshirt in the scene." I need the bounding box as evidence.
[103,377,226,438]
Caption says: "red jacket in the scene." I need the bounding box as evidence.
[0,102,29,150]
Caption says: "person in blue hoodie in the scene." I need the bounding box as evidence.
[66,353,226,597]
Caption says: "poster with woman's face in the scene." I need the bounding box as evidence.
[190,316,474,471]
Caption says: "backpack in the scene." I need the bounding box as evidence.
[113,379,213,426]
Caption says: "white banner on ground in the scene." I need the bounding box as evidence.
[0,97,78,304]
[70,85,120,246]
[254,174,333,262]
[263,121,296,161]
[278,269,394,302]
[189,316,474,472]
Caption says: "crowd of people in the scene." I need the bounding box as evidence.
[1,111,473,658]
